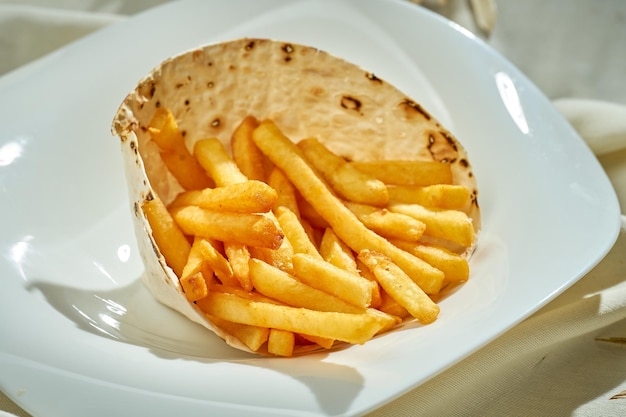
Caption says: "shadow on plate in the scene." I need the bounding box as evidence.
[27,277,370,415]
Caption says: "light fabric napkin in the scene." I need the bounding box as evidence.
[1,1,625,417]
[554,99,626,157]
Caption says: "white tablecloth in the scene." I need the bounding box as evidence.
[1,1,625,416]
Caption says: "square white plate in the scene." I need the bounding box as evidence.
[0,0,620,416]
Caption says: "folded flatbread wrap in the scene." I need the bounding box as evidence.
[111,38,480,354]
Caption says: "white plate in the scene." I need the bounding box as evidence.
[0,0,620,416]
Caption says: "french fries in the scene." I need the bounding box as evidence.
[141,112,477,356]
[169,180,277,213]
[358,249,440,324]
[251,120,446,294]
[196,291,388,345]
[147,108,213,190]
[142,194,190,277]
[389,203,475,248]
[350,160,453,186]
[171,205,284,250]
[344,201,426,242]
[387,184,471,210]
[298,137,389,207]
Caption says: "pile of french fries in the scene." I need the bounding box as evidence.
[142,108,476,356]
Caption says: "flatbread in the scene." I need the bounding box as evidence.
[111,38,480,354]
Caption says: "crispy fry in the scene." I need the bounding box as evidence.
[193,238,238,287]
[298,334,335,350]
[350,160,453,186]
[274,206,321,259]
[249,258,364,314]
[344,201,426,242]
[298,137,389,206]
[297,194,329,229]
[292,253,375,309]
[147,107,213,190]
[224,242,252,291]
[358,249,440,324]
[181,236,211,280]
[318,228,359,275]
[268,328,295,357]
[194,138,248,186]
[267,167,300,216]
[146,107,183,151]
[377,289,410,320]
[355,258,383,309]
[142,194,190,277]
[251,120,445,294]
[231,116,266,181]
[171,205,284,250]
[366,307,402,333]
[196,291,386,345]
[391,240,470,286]
[159,149,215,190]
[208,315,269,352]
[180,272,209,302]
[387,184,471,210]
[180,237,214,301]
[389,203,475,248]
[169,180,277,213]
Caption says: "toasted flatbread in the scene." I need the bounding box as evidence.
[111,38,480,354]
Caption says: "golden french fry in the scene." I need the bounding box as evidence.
[274,206,321,259]
[171,205,284,250]
[248,243,295,274]
[377,289,410,320]
[231,115,266,181]
[366,307,402,333]
[298,137,389,206]
[208,315,269,352]
[251,120,445,294]
[146,107,183,151]
[387,184,471,211]
[147,107,213,190]
[196,291,386,345]
[298,334,335,350]
[389,203,475,248]
[292,253,374,309]
[246,212,295,274]
[180,272,209,302]
[391,240,469,286]
[249,258,364,314]
[355,258,383,309]
[224,242,252,291]
[344,201,426,242]
[297,194,329,229]
[358,249,439,324]
[169,180,277,213]
[142,194,190,277]
[180,237,215,301]
[159,149,215,191]
[350,160,453,186]
[193,238,238,288]
[318,228,359,275]
[181,236,211,280]
[194,138,248,186]
[267,167,300,216]
[268,328,295,357]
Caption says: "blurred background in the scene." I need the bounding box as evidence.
[1,0,625,103]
